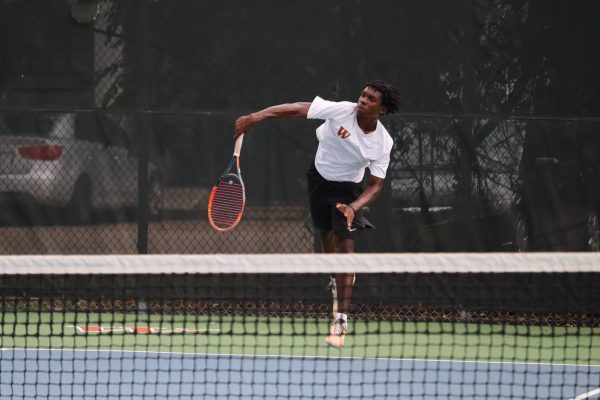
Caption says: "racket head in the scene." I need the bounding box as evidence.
[208,173,246,231]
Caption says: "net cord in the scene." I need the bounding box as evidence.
[0,253,599,275]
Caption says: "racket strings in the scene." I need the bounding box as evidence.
[209,179,245,229]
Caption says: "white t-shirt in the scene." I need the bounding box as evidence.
[307,96,394,183]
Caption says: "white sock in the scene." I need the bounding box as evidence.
[336,313,348,323]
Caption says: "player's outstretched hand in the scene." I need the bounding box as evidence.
[336,203,355,231]
[234,115,256,139]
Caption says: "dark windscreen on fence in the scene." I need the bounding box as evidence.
[0,0,599,254]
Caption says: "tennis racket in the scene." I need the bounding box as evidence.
[208,135,246,231]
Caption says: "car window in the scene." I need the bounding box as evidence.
[48,113,75,140]
[0,112,56,137]
[525,120,577,160]
[75,113,104,144]
[100,115,136,152]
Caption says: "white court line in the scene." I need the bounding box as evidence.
[2,347,600,368]
[571,388,600,400]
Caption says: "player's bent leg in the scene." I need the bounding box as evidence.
[328,274,338,317]
[320,230,336,253]
[334,236,355,316]
[326,273,357,318]
[326,236,356,348]
[320,230,338,317]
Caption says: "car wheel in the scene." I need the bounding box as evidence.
[512,210,530,252]
[586,210,600,251]
[148,176,163,220]
[69,178,92,224]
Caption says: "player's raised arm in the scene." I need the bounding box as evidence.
[234,102,311,138]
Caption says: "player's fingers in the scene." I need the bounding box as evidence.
[234,116,250,138]
[336,203,355,215]
[347,215,354,230]
[336,203,353,229]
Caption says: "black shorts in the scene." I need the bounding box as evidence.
[306,163,374,240]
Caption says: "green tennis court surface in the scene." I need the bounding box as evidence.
[3,311,599,364]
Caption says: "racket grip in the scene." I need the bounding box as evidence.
[233,134,244,156]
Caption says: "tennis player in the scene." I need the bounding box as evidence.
[235,80,400,348]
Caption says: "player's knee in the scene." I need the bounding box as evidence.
[335,238,355,253]
[320,230,336,253]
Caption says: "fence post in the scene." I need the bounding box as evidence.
[457,0,476,250]
[136,0,149,254]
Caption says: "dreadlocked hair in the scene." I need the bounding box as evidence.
[364,80,401,115]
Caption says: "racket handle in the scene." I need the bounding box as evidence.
[233,134,244,156]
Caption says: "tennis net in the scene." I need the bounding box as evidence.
[1,253,599,399]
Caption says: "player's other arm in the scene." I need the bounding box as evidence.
[235,102,311,138]
[351,175,385,211]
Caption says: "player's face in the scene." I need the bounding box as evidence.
[356,87,387,118]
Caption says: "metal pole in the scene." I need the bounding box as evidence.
[458,0,476,250]
[136,0,149,254]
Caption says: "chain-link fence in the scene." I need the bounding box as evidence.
[0,109,317,254]
[2,109,598,253]
[386,117,600,252]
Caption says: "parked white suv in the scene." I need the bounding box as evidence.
[0,111,163,223]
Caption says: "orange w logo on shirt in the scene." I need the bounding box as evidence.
[337,126,351,139]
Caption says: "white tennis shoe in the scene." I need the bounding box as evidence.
[326,318,347,349]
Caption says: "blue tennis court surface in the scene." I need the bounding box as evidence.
[2,348,599,399]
